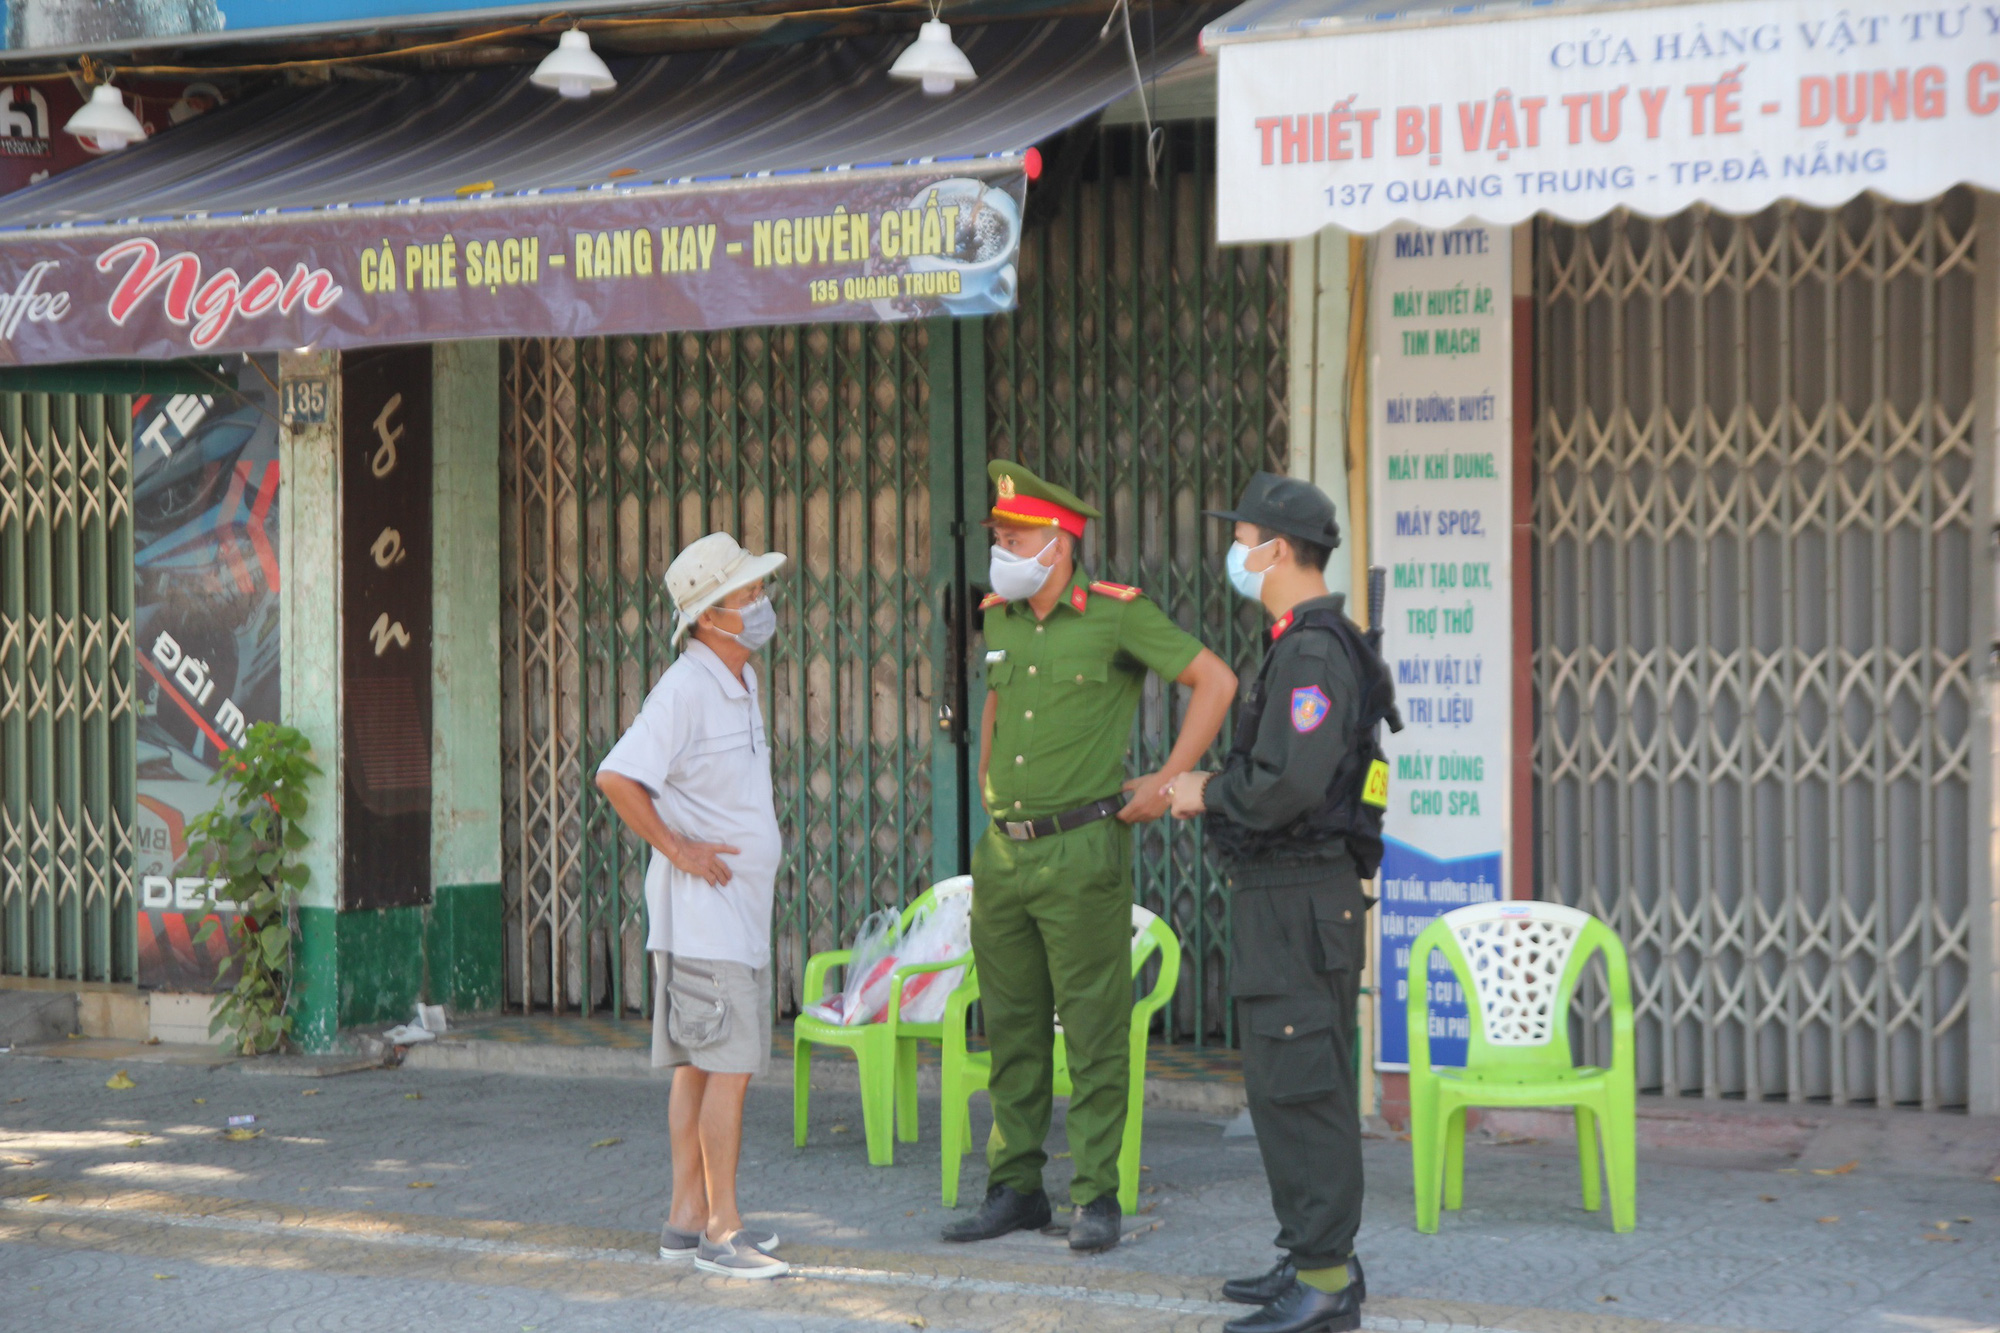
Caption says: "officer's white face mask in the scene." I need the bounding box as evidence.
[1227,539,1279,601]
[988,534,1061,602]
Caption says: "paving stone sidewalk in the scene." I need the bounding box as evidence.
[1,1049,1996,1333]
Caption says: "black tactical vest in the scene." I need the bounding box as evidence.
[1204,606,1403,878]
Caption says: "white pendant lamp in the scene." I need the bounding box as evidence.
[64,83,147,152]
[531,28,616,100]
[889,20,975,97]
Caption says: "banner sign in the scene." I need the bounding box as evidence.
[1215,0,2000,241]
[0,170,1024,365]
[134,359,282,990]
[1371,222,1511,1071]
[341,346,434,911]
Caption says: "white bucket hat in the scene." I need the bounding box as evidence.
[666,532,787,647]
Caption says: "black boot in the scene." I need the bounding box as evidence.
[1067,1195,1122,1253]
[1222,1279,1362,1333]
[1224,1255,1365,1306]
[940,1184,1052,1243]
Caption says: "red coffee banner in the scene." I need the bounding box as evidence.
[0,168,1025,365]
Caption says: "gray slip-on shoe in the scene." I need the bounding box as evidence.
[660,1223,779,1260]
[694,1229,790,1279]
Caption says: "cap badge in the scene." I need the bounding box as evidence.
[997,474,1016,499]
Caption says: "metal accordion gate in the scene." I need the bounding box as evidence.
[1533,190,1980,1108]
[499,324,940,1017]
[0,391,137,984]
[984,123,1288,1044]
[498,123,1289,1036]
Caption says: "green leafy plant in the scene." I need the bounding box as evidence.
[187,723,320,1055]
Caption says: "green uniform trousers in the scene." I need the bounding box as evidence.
[1232,867,1368,1270]
[969,817,1134,1206]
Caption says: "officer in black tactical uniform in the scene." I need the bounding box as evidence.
[1170,472,1399,1333]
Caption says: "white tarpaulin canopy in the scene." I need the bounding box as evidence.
[1202,0,2000,241]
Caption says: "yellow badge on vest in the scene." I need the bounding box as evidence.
[1361,758,1390,809]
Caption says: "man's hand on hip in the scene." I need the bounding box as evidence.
[666,836,740,887]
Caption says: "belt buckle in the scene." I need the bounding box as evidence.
[1004,820,1035,841]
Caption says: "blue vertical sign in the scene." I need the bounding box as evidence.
[1375,846,1501,1067]
[1369,223,1514,1070]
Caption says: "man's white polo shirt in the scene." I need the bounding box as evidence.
[596,639,780,968]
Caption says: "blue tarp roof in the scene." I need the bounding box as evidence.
[0,12,1205,233]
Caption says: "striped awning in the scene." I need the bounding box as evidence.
[0,12,1205,365]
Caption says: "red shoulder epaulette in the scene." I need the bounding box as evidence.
[1089,580,1142,602]
[978,592,1008,611]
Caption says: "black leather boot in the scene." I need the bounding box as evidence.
[1067,1195,1122,1253]
[1224,1255,1366,1306]
[940,1184,1052,1242]
[1222,1278,1363,1333]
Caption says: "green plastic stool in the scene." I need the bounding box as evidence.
[1406,900,1636,1233]
[938,904,1180,1215]
[793,875,975,1167]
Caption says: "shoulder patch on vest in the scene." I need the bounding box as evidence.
[1290,685,1332,733]
[1089,580,1142,601]
[978,592,1007,611]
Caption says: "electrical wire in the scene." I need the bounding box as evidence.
[1099,0,1159,187]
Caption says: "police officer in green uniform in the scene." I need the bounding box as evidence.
[942,460,1237,1254]
[1171,472,1398,1333]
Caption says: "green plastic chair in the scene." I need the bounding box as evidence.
[938,903,1180,1215]
[1406,899,1636,1233]
[794,875,974,1167]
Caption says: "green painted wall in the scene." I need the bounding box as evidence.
[431,342,504,890]
[279,349,343,913]
[293,907,340,1052]
[285,345,508,1051]
[282,351,345,1050]
[332,905,427,1028]
[426,882,504,1012]
[292,886,500,1045]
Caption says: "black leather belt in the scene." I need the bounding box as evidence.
[998,795,1125,842]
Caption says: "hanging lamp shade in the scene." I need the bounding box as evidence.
[888,20,976,97]
[530,29,617,100]
[64,84,147,152]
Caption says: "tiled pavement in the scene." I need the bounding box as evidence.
[2,1049,1996,1333]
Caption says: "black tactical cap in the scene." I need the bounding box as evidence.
[1204,471,1341,549]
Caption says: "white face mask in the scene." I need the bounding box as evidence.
[1227,539,1278,601]
[988,538,1060,601]
[713,595,776,650]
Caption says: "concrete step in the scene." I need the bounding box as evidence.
[1482,1097,2000,1175]
[0,988,76,1049]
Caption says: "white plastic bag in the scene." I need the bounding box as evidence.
[803,907,904,1026]
[383,1001,447,1045]
[800,895,972,1027]
[889,892,972,1024]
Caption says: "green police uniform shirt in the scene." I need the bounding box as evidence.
[981,567,1204,820]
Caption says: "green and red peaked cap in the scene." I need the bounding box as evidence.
[986,459,1100,538]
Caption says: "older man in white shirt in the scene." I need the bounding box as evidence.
[594,531,789,1281]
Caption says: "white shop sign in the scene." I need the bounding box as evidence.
[1213,0,2000,242]
[1370,222,1511,1071]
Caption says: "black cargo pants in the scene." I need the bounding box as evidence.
[1231,864,1368,1269]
